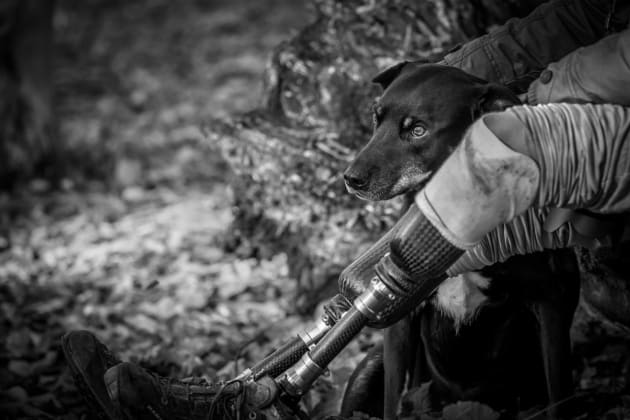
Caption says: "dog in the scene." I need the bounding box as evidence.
[340,63,581,419]
[342,253,579,418]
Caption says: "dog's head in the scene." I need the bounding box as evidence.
[344,62,520,200]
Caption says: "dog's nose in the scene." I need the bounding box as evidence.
[344,173,368,190]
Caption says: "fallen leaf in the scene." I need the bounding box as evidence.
[5,386,28,402]
[8,360,31,377]
[442,401,499,420]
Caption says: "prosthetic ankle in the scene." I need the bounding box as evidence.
[279,204,465,396]
[352,204,463,328]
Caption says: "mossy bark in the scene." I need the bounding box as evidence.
[207,0,546,313]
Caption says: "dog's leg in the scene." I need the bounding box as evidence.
[532,252,581,419]
[380,192,418,419]
[383,316,413,420]
[532,298,575,419]
[340,343,385,418]
[409,310,428,389]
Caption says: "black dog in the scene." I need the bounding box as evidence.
[341,63,580,419]
[342,253,579,419]
[343,63,518,202]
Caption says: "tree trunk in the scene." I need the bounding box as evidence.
[0,0,55,187]
[207,0,545,313]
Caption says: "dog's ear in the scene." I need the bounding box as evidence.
[372,61,408,89]
[473,84,520,118]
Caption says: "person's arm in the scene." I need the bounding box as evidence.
[446,207,618,275]
[416,102,630,277]
[441,0,630,91]
[527,29,630,105]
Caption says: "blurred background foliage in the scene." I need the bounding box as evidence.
[1,0,630,419]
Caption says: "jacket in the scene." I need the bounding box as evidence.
[441,0,630,95]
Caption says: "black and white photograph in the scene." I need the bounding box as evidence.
[1,0,630,419]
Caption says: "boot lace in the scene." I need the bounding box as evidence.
[207,379,246,420]
[149,370,221,413]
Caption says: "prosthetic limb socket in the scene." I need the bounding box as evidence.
[279,205,463,396]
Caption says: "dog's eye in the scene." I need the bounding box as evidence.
[410,124,427,138]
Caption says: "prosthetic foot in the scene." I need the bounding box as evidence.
[62,330,122,420]
[63,330,283,420]
[104,362,275,420]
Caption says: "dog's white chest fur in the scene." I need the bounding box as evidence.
[434,272,491,330]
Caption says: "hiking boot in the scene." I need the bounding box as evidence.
[62,330,122,420]
[104,362,277,420]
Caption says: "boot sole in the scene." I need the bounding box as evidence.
[104,363,166,420]
[61,332,121,420]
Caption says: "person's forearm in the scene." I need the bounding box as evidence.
[442,0,630,91]
[514,104,630,212]
[417,103,630,258]
[528,29,630,105]
[447,207,581,275]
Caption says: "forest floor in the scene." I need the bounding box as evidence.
[1,1,372,418]
[1,1,630,419]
